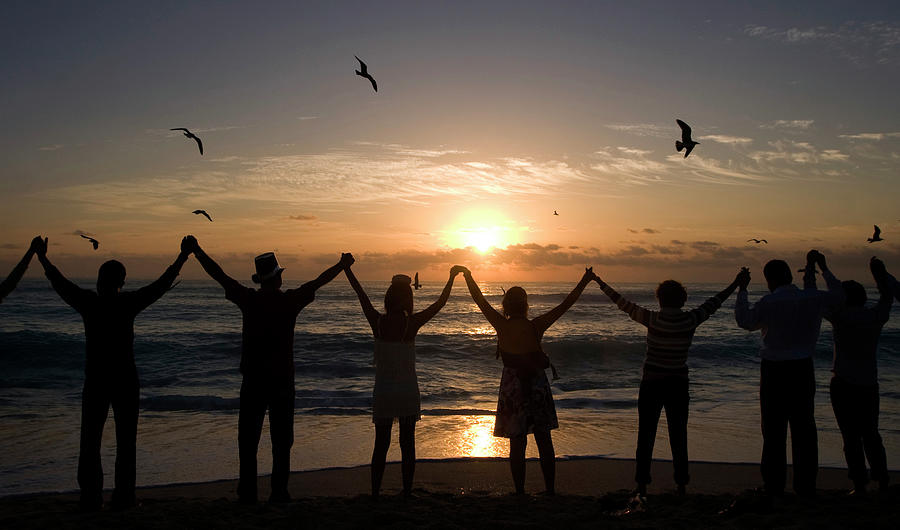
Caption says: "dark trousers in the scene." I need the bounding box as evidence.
[760,358,818,496]
[78,371,140,507]
[635,377,690,486]
[237,378,295,501]
[830,376,888,488]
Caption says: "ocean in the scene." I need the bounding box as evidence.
[1,278,899,496]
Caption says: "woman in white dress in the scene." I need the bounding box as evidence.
[344,262,465,497]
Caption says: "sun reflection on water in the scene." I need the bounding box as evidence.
[454,415,506,457]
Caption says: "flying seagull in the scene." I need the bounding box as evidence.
[553,210,559,216]
[80,234,99,250]
[354,56,378,92]
[675,119,699,158]
[413,272,421,290]
[192,209,213,222]
[747,238,768,244]
[868,225,883,243]
[170,128,204,155]
[500,287,506,295]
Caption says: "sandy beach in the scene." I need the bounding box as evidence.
[1,457,898,529]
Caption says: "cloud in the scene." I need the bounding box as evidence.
[839,132,900,141]
[702,135,753,145]
[604,123,670,138]
[0,243,21,250]
[628,228,660,234]
[287,214,318,221]
[297,116,318,121]
[68,229,95,236]
[759,120,815,130]
[744,22,900,67]
[38,144,64,151]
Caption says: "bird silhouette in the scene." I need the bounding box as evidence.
[868,225,883,243]
[80,234,99,250]
[413,272,421,290]
[747,238,768,244]
[500,287,506,295]
[354,56,378,92]
[675,119,699,158]
[170,128,204,155]
[192,209,213,222]
[553,210,559,216]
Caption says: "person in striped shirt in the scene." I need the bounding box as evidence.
[594,269,747,497]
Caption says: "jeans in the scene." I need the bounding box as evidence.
[634,377,690,486]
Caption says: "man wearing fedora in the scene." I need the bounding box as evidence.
[188,236,353,503]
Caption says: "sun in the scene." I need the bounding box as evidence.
[447,209,517,253]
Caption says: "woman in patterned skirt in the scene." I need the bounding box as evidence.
[459,266,595,494]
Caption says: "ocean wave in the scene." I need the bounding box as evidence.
[554,397,635,410]
[141,395,240,412]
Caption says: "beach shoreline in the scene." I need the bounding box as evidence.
[2,457,899,529]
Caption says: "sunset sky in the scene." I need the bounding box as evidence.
[2,1,899,282]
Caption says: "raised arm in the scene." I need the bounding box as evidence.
[689,268,746,324]
[734,266,762,330]
[594,272,652,328]
[533,268,595,333]
[870,257,893,324]
[411,266,464,328]
[300,253,353,293]
[0,237,40,301]
[192,237,242,293]
[814,251,844,310]
[344,262,380,335]
[131,237,192,313]
[461,267,506,330]
[34,237,90,312]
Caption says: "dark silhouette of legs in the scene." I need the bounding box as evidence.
[371,421,392,497]
[635,380,664,493]
[509,435,527,494]
[398,417,416,495]
[788,361,817,496]
[860,387,889,490]
[237,380,267,503]
[831,377,888,491]
[110,373,140,509]
[760,360,789,496]
[78,382,109,511]
[268,383,295,502]
[664,378,690,490]
[533,429,555,494]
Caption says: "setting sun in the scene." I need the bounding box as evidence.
[446,209,518,253]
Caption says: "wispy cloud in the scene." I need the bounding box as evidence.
[297,116,318,121]
[839,132,900,141]
[744,21,900,66]
[628,228,660,234]
[759,120,815,130]
[38,144,64,151]
[702,134,753,145]
[604,123,670,138]
[287,214,318,221]
[68,229,95,237]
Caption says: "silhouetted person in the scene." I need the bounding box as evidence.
[735,250,843,497]
[594,269,746,497]
[189,238,352,504]
[461,266,594,495]
[0,237,42,303]
[825,257,892,494]
[34,236,191,510]
[344,262,464,498]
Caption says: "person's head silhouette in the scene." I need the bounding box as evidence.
[501,286,528,318]
[252,252,284,290]
[842,280,867,307]
[384,274,414,315]
[763,259,793,292]
[97,260,126,296]
[656,280,687,309]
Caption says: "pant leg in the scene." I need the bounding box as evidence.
[860,383,888,485]
[78,380,111,507]
[237,379,268,501]
[664,378,690,486]
[267,382,295,499]
[831,376,867,487]
[760,360,789,495]
[788,358,817,496]
[635,379,664,486]
[110,369,140,506]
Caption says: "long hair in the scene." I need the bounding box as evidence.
[384,283,414,315]
[501,286,528,318]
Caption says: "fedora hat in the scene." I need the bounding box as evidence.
[251,252,285,283]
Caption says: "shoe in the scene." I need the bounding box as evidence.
[269,490,291,503]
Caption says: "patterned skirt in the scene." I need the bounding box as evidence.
[493,366,559,438]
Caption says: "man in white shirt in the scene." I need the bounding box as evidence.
[735,250,843,497]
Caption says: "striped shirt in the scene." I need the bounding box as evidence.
[597,281,730,379]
